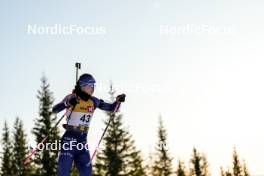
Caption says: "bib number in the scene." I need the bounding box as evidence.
[80,114,91,123]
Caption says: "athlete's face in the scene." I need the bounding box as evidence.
[81,84,94,95]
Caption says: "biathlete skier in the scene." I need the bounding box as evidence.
[52,73,126,176]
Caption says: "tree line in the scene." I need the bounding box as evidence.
[0,76,250,176]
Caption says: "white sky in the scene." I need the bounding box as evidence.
[0,0,264,175]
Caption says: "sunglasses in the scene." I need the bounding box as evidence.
[81,83,95,88]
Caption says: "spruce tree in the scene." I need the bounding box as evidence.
[176,160,187,176]
[0,121,13,176]
[232,148,242,176]
[190,148,210,176]
[225,169,232,176]
[151,116,173,176]
[220,168,232,176]
[220,149,250,176]
[190,148,202,176]
[242,160,250,176]
[11,117,34,176]
[94,85,145,176]
[32,76,60,175]
[201,154,210,176]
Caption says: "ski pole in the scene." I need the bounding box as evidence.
[89,102,121,165]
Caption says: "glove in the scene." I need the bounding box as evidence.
[116,94,126,103]
[66,95,79,106]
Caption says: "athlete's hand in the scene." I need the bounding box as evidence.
[116,94,126,103]
[66,95,79,106]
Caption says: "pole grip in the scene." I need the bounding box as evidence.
[75,62,81,83]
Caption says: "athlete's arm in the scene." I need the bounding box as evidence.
[91,97,119,112]
[52,94,78,113]
[91,94,125,112]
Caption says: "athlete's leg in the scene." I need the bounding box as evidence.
[75,147,92,176]
[57,151,74,176]
[57,132,76,176]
